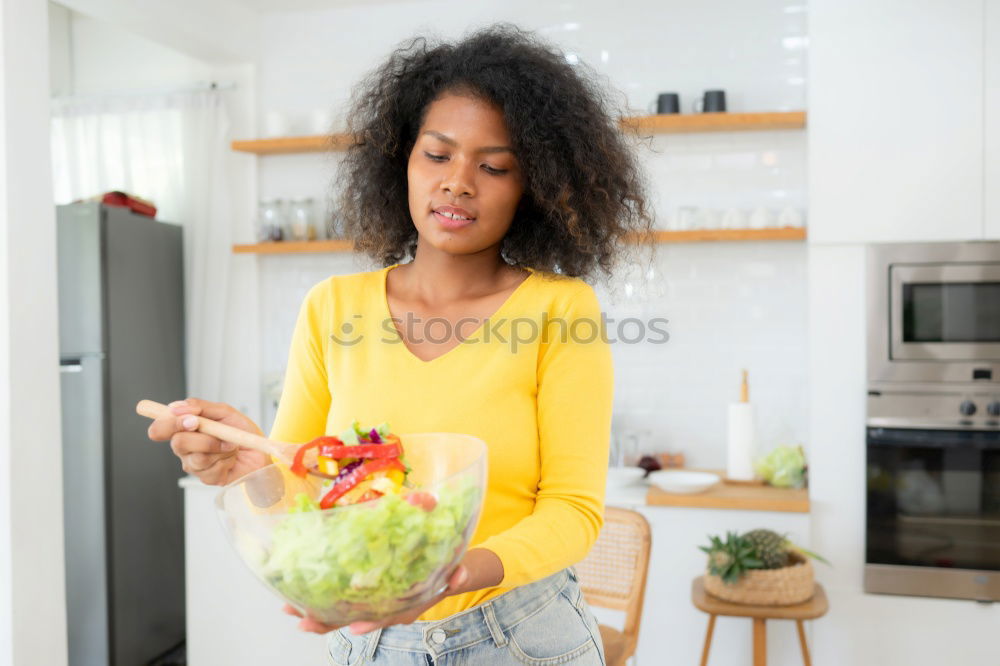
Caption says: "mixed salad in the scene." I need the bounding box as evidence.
[256,421,480,613]
[288,421,415,509]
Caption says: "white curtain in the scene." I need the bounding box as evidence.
[51,89,234,401]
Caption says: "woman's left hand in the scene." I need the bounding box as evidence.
[283,548,503,635]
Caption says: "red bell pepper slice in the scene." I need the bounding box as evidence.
[289,436,344,477]
[319,457,405,509]
[319,442,402,460]
[290,441,319,477]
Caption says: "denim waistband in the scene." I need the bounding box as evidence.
[353,568,577,660]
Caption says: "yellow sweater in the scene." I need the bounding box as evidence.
[269,264,613,621]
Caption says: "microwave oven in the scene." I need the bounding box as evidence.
[868,241,1000,387]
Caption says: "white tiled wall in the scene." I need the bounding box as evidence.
[256,0,807,131]
[598,241,808,467]
[253,0,809,468]
[642,130,807,228]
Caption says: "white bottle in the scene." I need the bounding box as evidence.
[726,369,756,481]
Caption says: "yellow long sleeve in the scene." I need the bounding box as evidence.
[268,265,614,620]
[477,284,612,586]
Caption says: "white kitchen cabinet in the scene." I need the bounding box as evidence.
[987,0,1000,239]
[182,478,328,666]
[809,0,985,243]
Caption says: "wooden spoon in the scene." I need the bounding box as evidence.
[136,399,298,466]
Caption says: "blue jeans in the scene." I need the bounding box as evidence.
[327,568,606,665]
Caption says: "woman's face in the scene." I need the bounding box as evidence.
[407,92,524,257]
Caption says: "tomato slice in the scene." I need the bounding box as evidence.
[404,491,438,512]
[319,457,406,509]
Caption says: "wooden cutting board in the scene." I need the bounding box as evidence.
[645,471,809,513]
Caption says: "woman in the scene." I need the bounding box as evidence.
[149,24,651,665]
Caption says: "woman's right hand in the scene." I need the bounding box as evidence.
[146,398,270,486]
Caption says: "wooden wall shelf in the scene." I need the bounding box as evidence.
[231,111,807,154]
[621,111,806,134]
[650,227,807,242]
[233,239,354,254]
[230,134,354,155]
[232,227,806,255]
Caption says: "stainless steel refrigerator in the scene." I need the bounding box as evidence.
[57,202,186,665]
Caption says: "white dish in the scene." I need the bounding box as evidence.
[648,470,720,494]
[606,466,647,489]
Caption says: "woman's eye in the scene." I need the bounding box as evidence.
[423,151,508,175]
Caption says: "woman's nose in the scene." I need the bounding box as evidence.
[440,158,476,198]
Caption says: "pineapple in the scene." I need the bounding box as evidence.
[743,528,790,569]
[700,532,764,584]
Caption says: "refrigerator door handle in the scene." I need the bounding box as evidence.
[60,359,83,373]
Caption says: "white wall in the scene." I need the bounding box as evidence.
[48,3,73,96]
[66,10,218,95]
[57,0,258,64]
[251,0,810,469]
[0,1,68,664]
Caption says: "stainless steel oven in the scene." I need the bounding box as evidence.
[866,392,1000,601]
[866,241,1000,601]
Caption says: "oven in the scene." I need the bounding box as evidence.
[866,241,1000,601]
[866,392,1000,601]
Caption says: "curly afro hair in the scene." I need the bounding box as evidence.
[335,23,653,282]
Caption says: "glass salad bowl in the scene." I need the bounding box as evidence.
[215,432,487,625]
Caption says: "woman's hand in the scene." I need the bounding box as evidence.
[146,398,269,486]
[283,548,504,635]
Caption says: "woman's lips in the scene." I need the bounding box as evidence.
[433,210,475,230]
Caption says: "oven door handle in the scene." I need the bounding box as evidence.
[867,417,1000,432]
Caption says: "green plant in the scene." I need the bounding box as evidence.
[700,529,830,585]
[699,532,763,584]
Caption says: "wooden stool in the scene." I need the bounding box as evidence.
[691,576,828,666]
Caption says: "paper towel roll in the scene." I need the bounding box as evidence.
[727,402,755,480]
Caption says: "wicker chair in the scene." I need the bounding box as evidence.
[575,507,652,666]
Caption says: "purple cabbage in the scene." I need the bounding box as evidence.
[332,459,363,484]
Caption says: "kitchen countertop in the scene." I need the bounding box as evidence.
[646,480,809,512]
[607,469,809,513]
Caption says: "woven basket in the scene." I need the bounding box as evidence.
[704,551,814,606]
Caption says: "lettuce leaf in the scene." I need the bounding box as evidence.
[260,479,479,610]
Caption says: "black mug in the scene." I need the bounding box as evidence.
[694,89,727,113]
[651,92,680,115]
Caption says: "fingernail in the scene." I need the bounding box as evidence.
[182,416,198,430]
[455,567,469,588]
[221,442,236,452]
[168,400,189,407]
